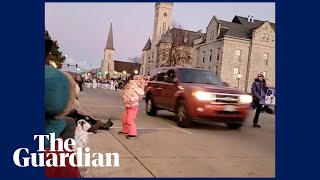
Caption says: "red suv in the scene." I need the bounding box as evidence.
[145,67,252,129]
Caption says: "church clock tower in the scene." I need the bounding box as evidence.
[152,2,173,47]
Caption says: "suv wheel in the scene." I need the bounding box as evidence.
[146,95,157,116]
[226,123,243,129]
[175,100,193,128]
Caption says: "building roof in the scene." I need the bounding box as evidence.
[216,15,275,39]
[218,20,252,39]
[158,28,204,47]
[114,60,141,75]
[232,16,275,30]
[105,22,115,50]
[142,38,152,51]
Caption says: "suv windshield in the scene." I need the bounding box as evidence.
[177,68,223,85]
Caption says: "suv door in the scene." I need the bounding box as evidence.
[161,69,179,111]
[152,71,167,106]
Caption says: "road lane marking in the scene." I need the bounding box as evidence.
[169,125,193,135]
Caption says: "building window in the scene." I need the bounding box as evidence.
[109,54,111,60]
[202,51,205,63]
[209,49,212,62]
[148,57,151,63]
[215,66,218,75]
[264,53,269,66]
[235,49,241,62]
[263,34,270,42]
[233,67,240,80]
[208,66,211,70]
[217,48,220,61]
[163,22,167,33]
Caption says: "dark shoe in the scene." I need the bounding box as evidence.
[126,135,137,139]
[98,119,114,131]
[118,132,128,135]
[88,120,103,134]
[253,124,261,128]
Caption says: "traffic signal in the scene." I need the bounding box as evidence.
[67,64,70,67]
[76,64,78,68]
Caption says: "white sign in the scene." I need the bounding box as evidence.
[265,89,275,105]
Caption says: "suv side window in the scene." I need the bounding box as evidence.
[150,74,158,81]
[167,69,176,78]
[156,72,166,82]
[164,69,177,83]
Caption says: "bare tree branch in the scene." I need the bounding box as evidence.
[157,21,192,67]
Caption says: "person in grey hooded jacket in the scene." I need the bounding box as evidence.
[251,73,265,128]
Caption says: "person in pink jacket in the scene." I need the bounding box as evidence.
[119,75,145,139]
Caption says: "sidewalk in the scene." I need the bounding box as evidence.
[80,131,154,177]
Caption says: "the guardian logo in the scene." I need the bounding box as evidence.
[12,133,120,167]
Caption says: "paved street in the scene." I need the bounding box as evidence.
[77,88,275,178]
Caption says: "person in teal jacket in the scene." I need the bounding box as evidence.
[45,39,81,178]
[45,65,77,147]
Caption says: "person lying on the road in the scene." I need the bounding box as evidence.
[68,84,113,134]
[66,109,113,134]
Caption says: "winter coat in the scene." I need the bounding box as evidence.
[122,80,145,107]
[251,78,264,101]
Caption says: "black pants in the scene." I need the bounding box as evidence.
[79,82,83,91]
[253,99,262,125]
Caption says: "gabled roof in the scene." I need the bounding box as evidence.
[142,38,152,51]
[233,15,275,31]
[105,22,115,50]
[217,20,252,39]
[114,60,141,75]
[159,28,204,47]
[216,15,275,39]
[207,15,219,29]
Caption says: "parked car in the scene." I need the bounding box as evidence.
[145,67,252,129]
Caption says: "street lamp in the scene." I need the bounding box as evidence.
[134,70,138,74]
[123,71,127,75]
[114,71,117,74]
[237,74,242,90]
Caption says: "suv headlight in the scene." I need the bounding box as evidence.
[239,95,253,104]
[193,91,215,101]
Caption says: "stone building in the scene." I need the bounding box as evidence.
[141,3,204,76]
[140,3,275,92]
[194,15,275,92]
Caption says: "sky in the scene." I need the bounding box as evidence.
[45,3,275,72]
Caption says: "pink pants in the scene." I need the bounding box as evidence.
[122,106,138,136]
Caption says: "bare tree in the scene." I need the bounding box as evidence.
[128,56,141,64]
[157,21,193,67]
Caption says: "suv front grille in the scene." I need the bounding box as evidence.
[212,93,240,104]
